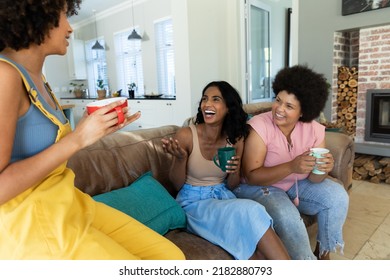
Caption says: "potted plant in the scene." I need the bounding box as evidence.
[70,82,85,98]
[96,79,106,99]
[127,82,136,99]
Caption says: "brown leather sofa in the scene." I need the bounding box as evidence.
[67,103,354,260]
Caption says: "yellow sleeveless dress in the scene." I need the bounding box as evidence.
[0,58,184,260]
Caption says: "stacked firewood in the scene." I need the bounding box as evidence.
[353,154,390,184]
[336,66,358,137]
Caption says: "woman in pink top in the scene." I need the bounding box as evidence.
[234,65,349,260]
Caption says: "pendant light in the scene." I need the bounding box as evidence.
[92,10,104,50]
[128,0,142,40]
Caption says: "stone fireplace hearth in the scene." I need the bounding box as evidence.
[332,24,390,156]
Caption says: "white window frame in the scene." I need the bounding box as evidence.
[114,28,144,97]
[155,18,175,97]
[84,38,109,97]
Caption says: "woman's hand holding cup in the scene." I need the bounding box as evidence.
[310,148,334,175]
[213,147,237,173]
[226,154,240,174]
[86,97,127,125]
[86,97,141,128]
[73,98,141,148]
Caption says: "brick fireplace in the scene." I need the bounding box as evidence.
[332,24,390,156]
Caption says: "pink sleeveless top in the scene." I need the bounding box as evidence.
[248,111,325,191]
[185,124,226,186]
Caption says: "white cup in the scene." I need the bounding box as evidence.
[310,148,329,175]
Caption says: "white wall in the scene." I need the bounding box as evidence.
[45,54,71,96]
[185,0,242,113]
[171,0,192,121]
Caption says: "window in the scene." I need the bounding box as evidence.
[85,39,109,97]
[155,18,175,97]
[114,29,144,97]
[246,0,272,103]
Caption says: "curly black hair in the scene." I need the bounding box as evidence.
[272,65,329,122]
[0,0,82,51]
[195,81,249,145]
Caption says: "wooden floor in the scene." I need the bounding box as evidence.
[308,179,390,260]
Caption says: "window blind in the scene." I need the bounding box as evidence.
[155,18,175,96]
[114,29,144,97]
[85,39,109,97]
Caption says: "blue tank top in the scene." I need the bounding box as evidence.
[0,55,67,162]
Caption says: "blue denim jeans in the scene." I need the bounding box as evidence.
[234,178,349,260]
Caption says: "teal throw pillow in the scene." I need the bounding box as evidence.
[93,171,186,235]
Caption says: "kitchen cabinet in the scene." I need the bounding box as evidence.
[61,98,179,131]
[73,100,89,124]
[67,39,87,80]
[123,99,176,131]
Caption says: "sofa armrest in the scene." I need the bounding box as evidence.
[326,131,355,191]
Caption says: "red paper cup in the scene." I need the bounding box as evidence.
[86,97,128,124]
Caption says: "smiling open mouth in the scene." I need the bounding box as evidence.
[204,110,215,116]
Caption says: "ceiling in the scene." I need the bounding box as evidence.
[70,0,283,25]
[69,0,133,24]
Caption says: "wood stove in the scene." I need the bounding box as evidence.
[365,89,390,144]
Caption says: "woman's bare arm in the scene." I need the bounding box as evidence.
[161,127,192,191]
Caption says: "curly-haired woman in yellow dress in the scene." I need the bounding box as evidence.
[0,0,184,260]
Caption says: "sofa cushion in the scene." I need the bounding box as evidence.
[93,171,186,235]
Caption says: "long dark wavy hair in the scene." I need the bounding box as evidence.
[195,81,249,145]
[272,65,329,122]
[0,0,82,51]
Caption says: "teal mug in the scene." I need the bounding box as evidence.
[213,147,236,172]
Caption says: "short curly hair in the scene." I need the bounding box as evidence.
[0,0,82,51]
[272,65,329,122]
[195,81,249,145]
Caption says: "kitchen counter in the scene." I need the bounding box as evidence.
[61,104,75,109]
[60,95,176,101]
[61,97,97,100]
